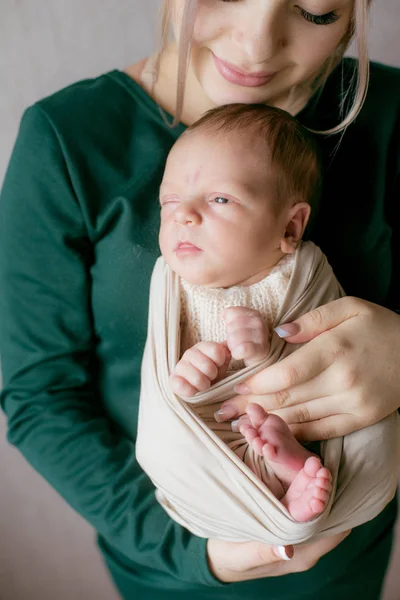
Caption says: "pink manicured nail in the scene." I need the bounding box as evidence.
[214,404,239,422]
[234,384,250,395]
[274,322,300,338]
[231,419,240,432]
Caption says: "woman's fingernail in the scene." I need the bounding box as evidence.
[231,419,240,432]
[234,384,250,395]
[214,404,239,422]
[275,545,292,561]
[274,323,300,338]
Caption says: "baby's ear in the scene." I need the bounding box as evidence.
[280,202,311,254]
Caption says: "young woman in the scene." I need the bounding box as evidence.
[0,1,399,599]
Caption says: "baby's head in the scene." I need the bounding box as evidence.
[159,103,320,288]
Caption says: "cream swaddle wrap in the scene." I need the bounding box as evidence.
[136,242,400,546]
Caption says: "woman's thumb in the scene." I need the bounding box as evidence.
[246,543,294,568]
[273,545,294,561]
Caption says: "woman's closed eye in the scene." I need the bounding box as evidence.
[220,1,340,27]
[298,7,340,26]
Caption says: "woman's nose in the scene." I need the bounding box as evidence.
[173,206,201,226]
[232,4,285,64]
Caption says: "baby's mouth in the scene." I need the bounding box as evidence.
[175,241,202,254]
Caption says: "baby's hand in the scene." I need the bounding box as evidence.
[223,307,270,367]
[170,342,231,397]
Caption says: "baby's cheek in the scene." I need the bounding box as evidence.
[159,225,172,256]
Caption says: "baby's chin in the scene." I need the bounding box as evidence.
[173,268,216,288]
[162,252,258,288]
[166,264,245,289]
[162,257,220,287]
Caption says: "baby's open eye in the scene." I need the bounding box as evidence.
[213,196,230,204]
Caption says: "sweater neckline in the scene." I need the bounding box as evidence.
[107,69,187,139]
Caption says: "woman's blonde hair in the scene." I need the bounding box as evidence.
[155,0,372,135]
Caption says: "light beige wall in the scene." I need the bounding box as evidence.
[0,2,399,598]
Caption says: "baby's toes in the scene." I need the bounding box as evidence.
[231,415,250,433]
[309,497,326,514]
[312,484,331,503]
[262,442,278,460]
[316,467,332,481]
[251,437,267,456]
[241,427,265,456]
[316,477,333,494]
[303,456,323,478]
[241,425,259,444]
[246,403,268,429]
[316,469,332,492]
[308,484,330,514]
[241,427,266,456]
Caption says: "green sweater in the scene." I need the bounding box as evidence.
[0,59,399,598]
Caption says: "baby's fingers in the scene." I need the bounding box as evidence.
[170,374,201,398]
[194,341,230,368]
[182,345,226,379]
[174,359,213,393]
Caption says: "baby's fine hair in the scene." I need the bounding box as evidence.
[185,103,321,208]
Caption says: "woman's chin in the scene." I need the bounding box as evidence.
[199,77,277,107]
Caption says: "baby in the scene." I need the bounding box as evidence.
[159,103,332,523]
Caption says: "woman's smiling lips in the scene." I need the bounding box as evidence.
[175,241,203,256]
[212,53,277,88]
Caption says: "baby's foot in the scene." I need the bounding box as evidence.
[281,456,332,522]
[235,404,332,521]
[236,404,314,485]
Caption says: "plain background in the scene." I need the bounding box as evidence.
[0,2,399,598]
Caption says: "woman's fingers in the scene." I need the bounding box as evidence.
[234,334,333,397]
[274,297,365,344]
[289,413,361,442]
[214,299,400,436]
[215,363,337,422]
[268,394,341,425]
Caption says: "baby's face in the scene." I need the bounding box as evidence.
[159,130,291,288]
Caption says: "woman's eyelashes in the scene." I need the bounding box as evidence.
[219,1,340,26]
[298,8,340,26]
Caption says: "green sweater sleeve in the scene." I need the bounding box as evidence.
[0,105,221,587]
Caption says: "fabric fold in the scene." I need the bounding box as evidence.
[136,242,400,545]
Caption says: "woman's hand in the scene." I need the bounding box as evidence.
[207,530,351,582]
[215,297,400,441]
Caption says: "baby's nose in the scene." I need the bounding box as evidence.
[174,207,201,226]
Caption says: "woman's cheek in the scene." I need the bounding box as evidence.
[192,0,229,46]
[303,18,353,67]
